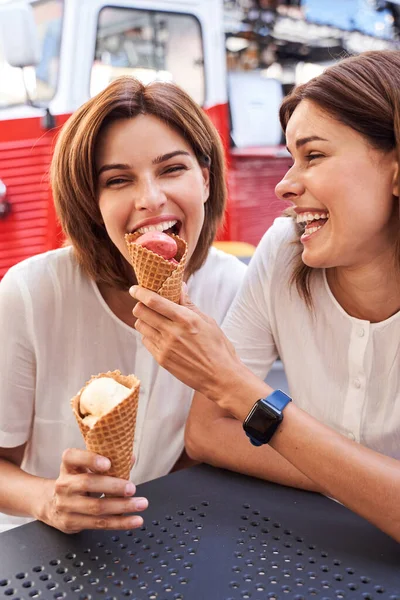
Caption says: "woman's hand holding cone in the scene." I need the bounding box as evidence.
[39,448,148,534]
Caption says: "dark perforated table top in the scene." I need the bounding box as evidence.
[0,464,399,600]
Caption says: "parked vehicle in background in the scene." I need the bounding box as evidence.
[0,0,399,278]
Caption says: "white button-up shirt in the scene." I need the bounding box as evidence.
[222,217,400,459]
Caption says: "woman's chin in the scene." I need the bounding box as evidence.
[301,249,330,270]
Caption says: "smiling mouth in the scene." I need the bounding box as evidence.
[296,211,329,237]
[133,219,181,236]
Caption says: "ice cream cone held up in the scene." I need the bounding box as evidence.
[125,231,187,303]
[71,371,140,480]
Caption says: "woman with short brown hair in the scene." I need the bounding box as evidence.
[0,78,246,533]
[52,77,227,287]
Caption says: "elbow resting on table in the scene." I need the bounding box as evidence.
[184,417,210,464]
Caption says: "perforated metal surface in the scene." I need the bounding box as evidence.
[1,465,399,600]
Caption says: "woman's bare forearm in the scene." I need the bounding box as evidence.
[271,403,400,542]
[185,393,323,493]
[0,458,52,520]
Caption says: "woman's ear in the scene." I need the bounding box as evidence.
[392,158,399,197]
[201,165,210,203]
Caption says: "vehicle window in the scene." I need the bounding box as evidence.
[91,7,205,106]
[0,0,62,108]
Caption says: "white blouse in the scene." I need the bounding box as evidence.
[0,245,246,531]
[222,217,400,458]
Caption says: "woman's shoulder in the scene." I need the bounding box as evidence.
[206,246,248,272]
[259,216,298,253]
[192,247,247,289]
[0,246,84,301]
[4,245,72,273]
[252,216,299,276]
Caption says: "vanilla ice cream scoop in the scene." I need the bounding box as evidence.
[80,377,131,428]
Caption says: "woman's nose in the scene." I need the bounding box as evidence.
[134,178,166,211]
[275,170,305,202]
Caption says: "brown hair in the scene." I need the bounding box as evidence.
[279,50,400,306]
[51,77,226,289]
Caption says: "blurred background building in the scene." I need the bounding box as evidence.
[224,0,399,93]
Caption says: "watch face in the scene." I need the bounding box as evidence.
[244,392,291,445]
[245,402,282,443]
[248,403,279,434]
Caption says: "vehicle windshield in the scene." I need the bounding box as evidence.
[0,0,62,108]
[91,7,205,106]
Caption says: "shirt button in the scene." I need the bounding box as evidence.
[348,432,356,441]
[357,326,365,337]
[354,378,361,389]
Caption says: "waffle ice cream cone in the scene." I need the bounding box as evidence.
[125,232,188,303]
[71,370,140,480]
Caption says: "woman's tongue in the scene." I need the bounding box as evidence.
[305,218,328,234]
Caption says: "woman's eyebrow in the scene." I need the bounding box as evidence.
[286,135,329,154]
[98,163,130,176]
[97,151,191,175]
[152,151,190,164]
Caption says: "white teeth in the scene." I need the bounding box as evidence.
[304,225,323,235]
[296,211,329,224]
[136,220,177,234]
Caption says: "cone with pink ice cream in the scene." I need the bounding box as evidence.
[71,370,140,480]
[125,230,188,303]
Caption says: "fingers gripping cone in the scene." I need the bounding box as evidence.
[125,232,188,304]
[71,371,140,480]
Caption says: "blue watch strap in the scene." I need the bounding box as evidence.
[248,436,264,447]
[264,390,291,411]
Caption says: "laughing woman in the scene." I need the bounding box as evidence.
[0,79,246,533]
[131,50,400,542]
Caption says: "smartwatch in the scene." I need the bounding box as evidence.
[243,390,292,446]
